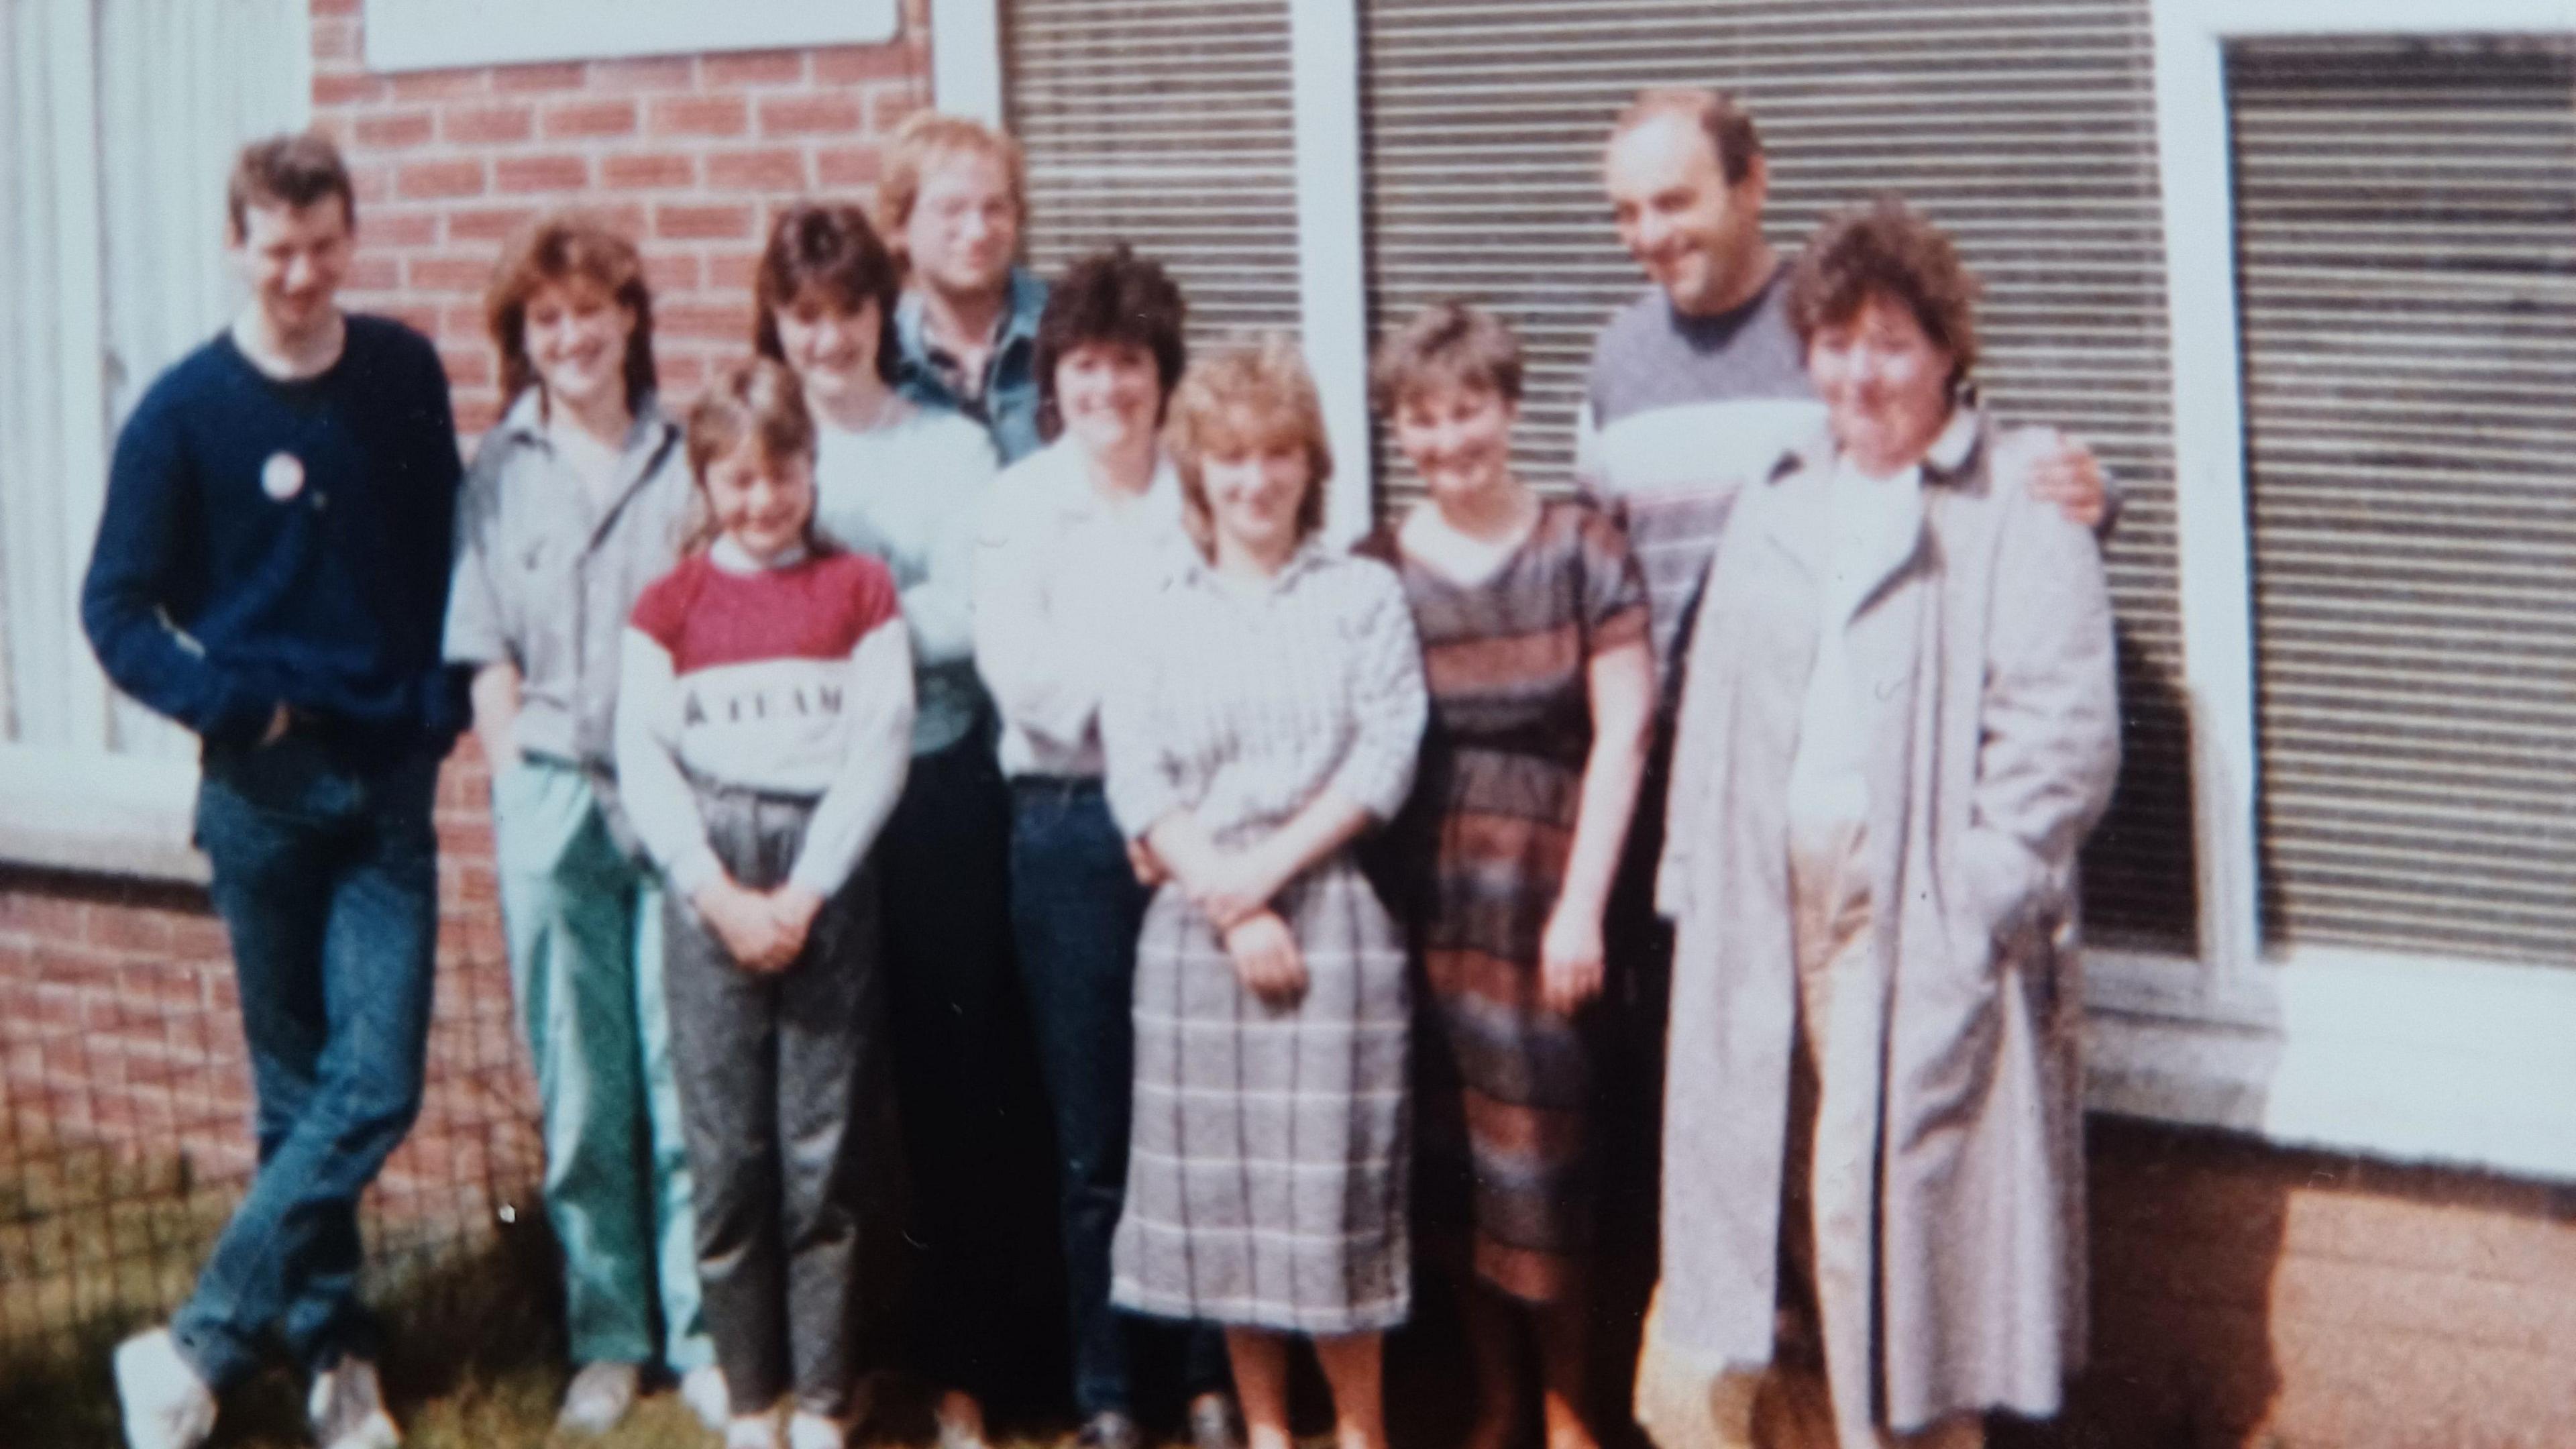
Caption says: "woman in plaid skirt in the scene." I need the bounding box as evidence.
[1099,337,1429,1449]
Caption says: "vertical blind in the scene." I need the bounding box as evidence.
[2230,35,2576,968]
[0,0,305,761]
[1003,0,1303,357]
[1356,0,2196,952]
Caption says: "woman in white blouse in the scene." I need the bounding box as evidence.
[971,247,1238,1449]
[1099,338,1428,1449]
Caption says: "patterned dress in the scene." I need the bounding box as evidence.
[1098,543,1429,1334]
[1361,500,1650,1304]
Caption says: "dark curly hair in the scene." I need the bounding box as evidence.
[1031,244,1187,442]
[753,202,904,386]
[1784,195,1980,392]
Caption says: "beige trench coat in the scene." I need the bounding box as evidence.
[1646,410,2120,1436]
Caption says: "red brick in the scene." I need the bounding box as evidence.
[494,154,590,195]
[396,159,484,201]
[492,61,586,95]
[654,203,753,241]
[659,353,708,391]
[439,347,494,389]
[871,88,922,134]
[312,71,386,107]
[643,254,700,293]
[453,393,501,436]
[363,209,440,247]
[705,147,808,193]
[600,152,696,190]
[310,17,358,61]
[659,302,755,341]
[648,95,749,139]
[539,98,637,141]
[706,250,763,290]
[757,94,863,138]
[440,101,535,146]
[815,146,882,189]
[406,256,494,294]
[350,164,394,205]
[311,0,360,14]
[592,56,695,93]
[445,205,537,244]
[705,50,806,87]
[813,45,920,87]
[353,109,433,149]
[388,67,486,103]
[384,303,443,338]
[345,255,400,291]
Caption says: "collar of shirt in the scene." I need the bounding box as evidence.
[896,266,1046,403]
[495,387,684,529]
[710,535,810,575]
[1173,533,1337,600]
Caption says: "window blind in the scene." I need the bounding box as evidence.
[2230,35,2576,968]
[1004,0,1303,354]
[1357,0,2194,951]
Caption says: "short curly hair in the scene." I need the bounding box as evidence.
[1032,244,1189,442]
[1784,196,1980,392]
[752,202,903,386]
[1368,300,1523,415]
[1163,336,1332,556]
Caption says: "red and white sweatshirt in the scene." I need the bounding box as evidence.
[614,536,916,901]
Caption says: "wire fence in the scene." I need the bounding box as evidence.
[0,758,541,1373]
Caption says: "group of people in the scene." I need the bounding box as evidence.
[89,81,2122,1449]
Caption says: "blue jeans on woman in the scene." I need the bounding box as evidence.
[1010,777,1228,1419]
[170,733,441,1390]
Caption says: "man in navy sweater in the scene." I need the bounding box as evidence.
[84,132,464,1449]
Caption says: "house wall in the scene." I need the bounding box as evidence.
[1,1,2570,1440]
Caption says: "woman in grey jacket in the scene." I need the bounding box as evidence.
[1640,197,2121,1449]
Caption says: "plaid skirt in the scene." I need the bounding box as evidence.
[1109,854,1412,1334]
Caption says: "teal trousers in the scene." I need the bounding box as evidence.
[492,758,710,1371]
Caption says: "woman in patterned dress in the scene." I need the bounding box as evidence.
[1098,337,1429,1449]
[1360,303,1655,1449]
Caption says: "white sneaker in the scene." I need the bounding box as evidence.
[112,1328,216,1449]
[727,1410,784,1449]
[556,1360,641,1435]
[307,1355,401,1449]
[680,1363,733,1434]
[787,1408,849,1449]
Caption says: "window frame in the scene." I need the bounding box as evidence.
[0,0,311,887]
[2095,0,2576,1180]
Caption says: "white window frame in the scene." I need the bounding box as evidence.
[0,0,313,886]
[2092,0,2576,1180]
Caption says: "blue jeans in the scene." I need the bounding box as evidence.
[172,733,441,1389]
[1010,777,1227,1417]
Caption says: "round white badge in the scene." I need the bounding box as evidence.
[260,452,306,502]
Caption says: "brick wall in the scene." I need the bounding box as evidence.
[307,0,936,437]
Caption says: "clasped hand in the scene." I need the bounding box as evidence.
[692,877,826,973]
[1154,839,1307,1006]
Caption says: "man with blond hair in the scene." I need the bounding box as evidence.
[883,110,1050,464]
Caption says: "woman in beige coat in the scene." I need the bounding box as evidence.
[1636,198,2120,1449]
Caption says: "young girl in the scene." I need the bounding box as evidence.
[614,358,916,1449]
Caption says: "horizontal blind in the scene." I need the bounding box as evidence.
[1359,0,2194,951]
[1004,0,1302,356]
[2231,36,2576,968]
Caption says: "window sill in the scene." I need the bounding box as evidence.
[0,746,205,884]
[2086,946,2576,1183]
